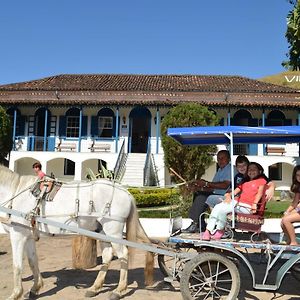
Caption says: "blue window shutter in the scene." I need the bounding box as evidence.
[249,144,258,155]
[59,116,66,137]
[16,116,26,136]
[81,116,88,137]
[112,116,116,137]
[47,137,56,151]
[91,116,98,137]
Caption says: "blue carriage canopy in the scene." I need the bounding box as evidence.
[167,125,300,146]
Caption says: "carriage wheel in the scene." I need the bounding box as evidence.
[180,252,240,300]
[158,253,187,280]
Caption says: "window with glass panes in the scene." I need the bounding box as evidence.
[66,116,80,137]
[98,116,113,137]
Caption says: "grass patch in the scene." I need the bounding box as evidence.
[137,200,293,218]
[265,200,290,218]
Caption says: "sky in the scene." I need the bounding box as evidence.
[0,0,294,85]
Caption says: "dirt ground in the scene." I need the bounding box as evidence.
[1,234,300,300]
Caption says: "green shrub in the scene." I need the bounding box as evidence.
[128,187,180,207]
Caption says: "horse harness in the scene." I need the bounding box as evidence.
[28,179,126,232]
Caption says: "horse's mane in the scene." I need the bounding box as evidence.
[0,165,20,191]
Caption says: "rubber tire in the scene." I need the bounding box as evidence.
[180,252,240,300]
[158,254,172,277]
[291,263,300,281]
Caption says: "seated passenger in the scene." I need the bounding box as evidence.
[281,165,300,246]
[182,150,233,233]
[202,162,267,240]
[205,155,275,209]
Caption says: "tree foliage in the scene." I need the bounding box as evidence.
[283,1,300,70]
[0,106,12,164]
[161,103,219,184]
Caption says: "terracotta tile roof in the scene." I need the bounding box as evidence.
[0,74,297,93]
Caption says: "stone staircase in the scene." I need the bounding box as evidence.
[121,153,147,187]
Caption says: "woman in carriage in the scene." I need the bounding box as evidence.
[202,162,267,240]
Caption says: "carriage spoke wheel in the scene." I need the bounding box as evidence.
[158,247,193,280]
[158,253,186,280]
[180,252,240,300]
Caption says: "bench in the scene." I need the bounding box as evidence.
[56,141,76,152]
[266,146,286,155]
[89,142,111,152]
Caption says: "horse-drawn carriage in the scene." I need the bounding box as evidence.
[1,125,300,300]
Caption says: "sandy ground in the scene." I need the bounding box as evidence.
[1,234,300,300]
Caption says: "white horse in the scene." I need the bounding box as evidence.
[0,165,154,300]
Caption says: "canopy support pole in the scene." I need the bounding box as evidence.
[224,132,235,228]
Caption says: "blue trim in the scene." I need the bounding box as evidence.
[115,107,119,153]
[156,108,160,154]
[78,107,83,152]
[262,109,266,155]
[43,108,48,152]
[13,109,17,150]
[227,110,231,125]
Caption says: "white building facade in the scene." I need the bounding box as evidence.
[0,74,300,190]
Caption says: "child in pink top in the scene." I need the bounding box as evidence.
[33,162,46,179]
[202,162,267,240]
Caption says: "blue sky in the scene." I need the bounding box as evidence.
[0,0,293,84]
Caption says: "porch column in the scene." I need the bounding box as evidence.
[115,106,119,153]
[78,106,83,152]
[262,109,266,155]
[74,160,82,181]
[156,107,160,154]
[227,109,231,125]
[43,108,48,152]
[12,108,17,150]
[262,109,266,126]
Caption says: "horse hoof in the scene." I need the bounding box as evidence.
[23,291,37,299]
[109,292,120,300]
[85,290,98,298]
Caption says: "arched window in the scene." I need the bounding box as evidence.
[232,109,252,126]
[266,110,286,126]
[91,108,115,138]
[66,108,80,138]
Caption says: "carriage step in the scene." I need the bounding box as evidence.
[254,284,278,290]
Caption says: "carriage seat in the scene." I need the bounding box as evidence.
[227,185,268,234]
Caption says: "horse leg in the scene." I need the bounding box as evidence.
[6,228,27,300]
[85,242,113,298]
[23,237,43,300]
[109,243,128,300]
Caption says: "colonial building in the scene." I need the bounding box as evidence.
[0,74,299,189]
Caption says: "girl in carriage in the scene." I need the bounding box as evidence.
[202,162,267,240]
[281,165,300,246]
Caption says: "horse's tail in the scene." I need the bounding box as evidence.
[126,196,154,286]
